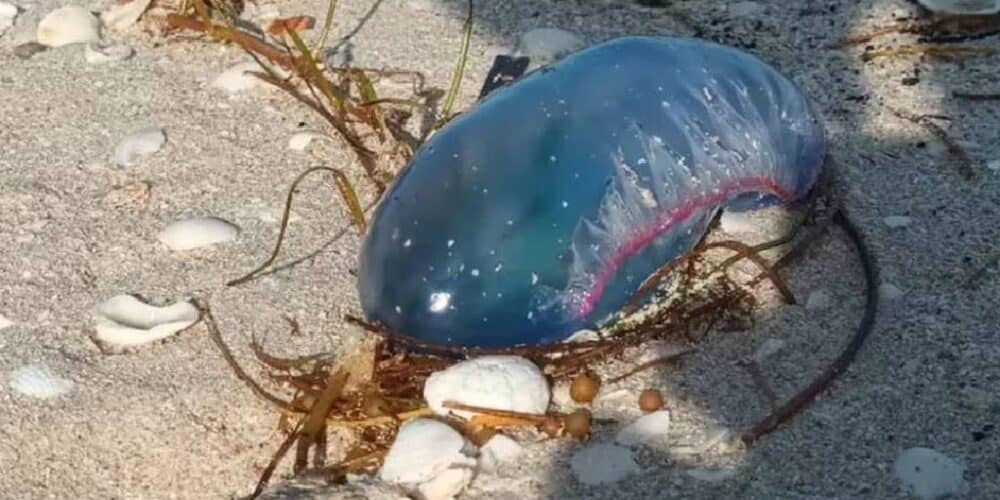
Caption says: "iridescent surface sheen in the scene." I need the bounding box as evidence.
[358,36,825,348]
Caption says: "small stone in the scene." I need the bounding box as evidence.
[14,41,48,59]
[423,355,550,419]
[729,1,764,17]
[212,62,266,94]
[101,0,151,31]
[805,290,832,310]
[9,364,75,399]
[514,28,584,68]
[570,443,640,485]
[0,312,13,330]
[288,131,321,151]
[616,410,671,447]
[884,215,913,228]
[85,43,133,64]
[893,447,968,499]
[36,6,101,47]
[158,216,240,251]
[113,126,166,167]
[478,434,523,472]
[0,2,18,35]
[879,283,904,302]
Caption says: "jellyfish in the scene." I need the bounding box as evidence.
[357,36,826,348]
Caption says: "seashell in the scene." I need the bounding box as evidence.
[157,216,239,251]
[894,447,968,499]
[36,6,100,47]
[91,294,200,353]
[0,312,13,330]
[113,126,166,167]
[478,434,524,472]
[9,363,75,399]
[917,0,1000,15]
[211,61,291,94]
[85,43,134,64]
[570,443,640,485]
[423,355,550,419]
[379,418,477,497]
[288,131,322,151]
[100,0,151,32]
[615,410,672,447]
[0,2,18,36]
[514,28,584,68]
[879,283,904,302]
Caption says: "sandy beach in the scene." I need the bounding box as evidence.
[1,0,998,498]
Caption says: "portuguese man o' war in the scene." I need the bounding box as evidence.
[358,36,826,348]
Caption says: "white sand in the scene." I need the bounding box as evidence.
[1,0,998,498]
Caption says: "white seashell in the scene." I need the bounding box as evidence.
[92,294,200,352]
[917,0,1000,15]
[0,312,13,330]
[615,410,671,447]
[85,43,133,64]
[893,447,968,499]
[570,443,639,485]
[36,6,100,47]
[379,418,477,491]
[478,434,523,472]
[288,131,321,151]
[514,28,584,68]
[423,355,550,419]
[100,0,151,31]
[883,215,913,229]
[158,216,239,251]
[9,364,75,399]
[113,126,166,167]
[805,290,832,311]
[211,61,283,94]
[0,2,18,36]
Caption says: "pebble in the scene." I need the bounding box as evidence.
[0,312,13,330]
[884,215,913,229]
[0,1,17,36]
[615,410,672,447]
[157,216,240,251]
[379,418,477,499]
[85,43,134,64]
[91,294,200,353]
[478,434,523,472]
[36,6,100,47]
[514,28,584,68]
[287,131,321,151]
[805,290,832,310]
[570,443,640,485]
[101,0,150,32]
[423,355,550,419]
[211,62,265,94]
[112,126,166,167]
[879,283,904,302]
[13,41,48,59]
[916,0,1000,15]
[893,447,968,499]
[9,364,75,399]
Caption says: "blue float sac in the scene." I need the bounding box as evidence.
[357,36,826,348]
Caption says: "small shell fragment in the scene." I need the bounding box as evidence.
[91,294,200,352]
[9,364,75,399]
[893,447,968,499]
[379,418,477,499]
[423,355,550,419]
[101,0,151,31]
[0,2,18,36]
[615,410,671,447]
[113,126,166,167]
[36,6,100,47]
[158,216,239,251]
[85,43,133,64]
[570,443,640,485]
